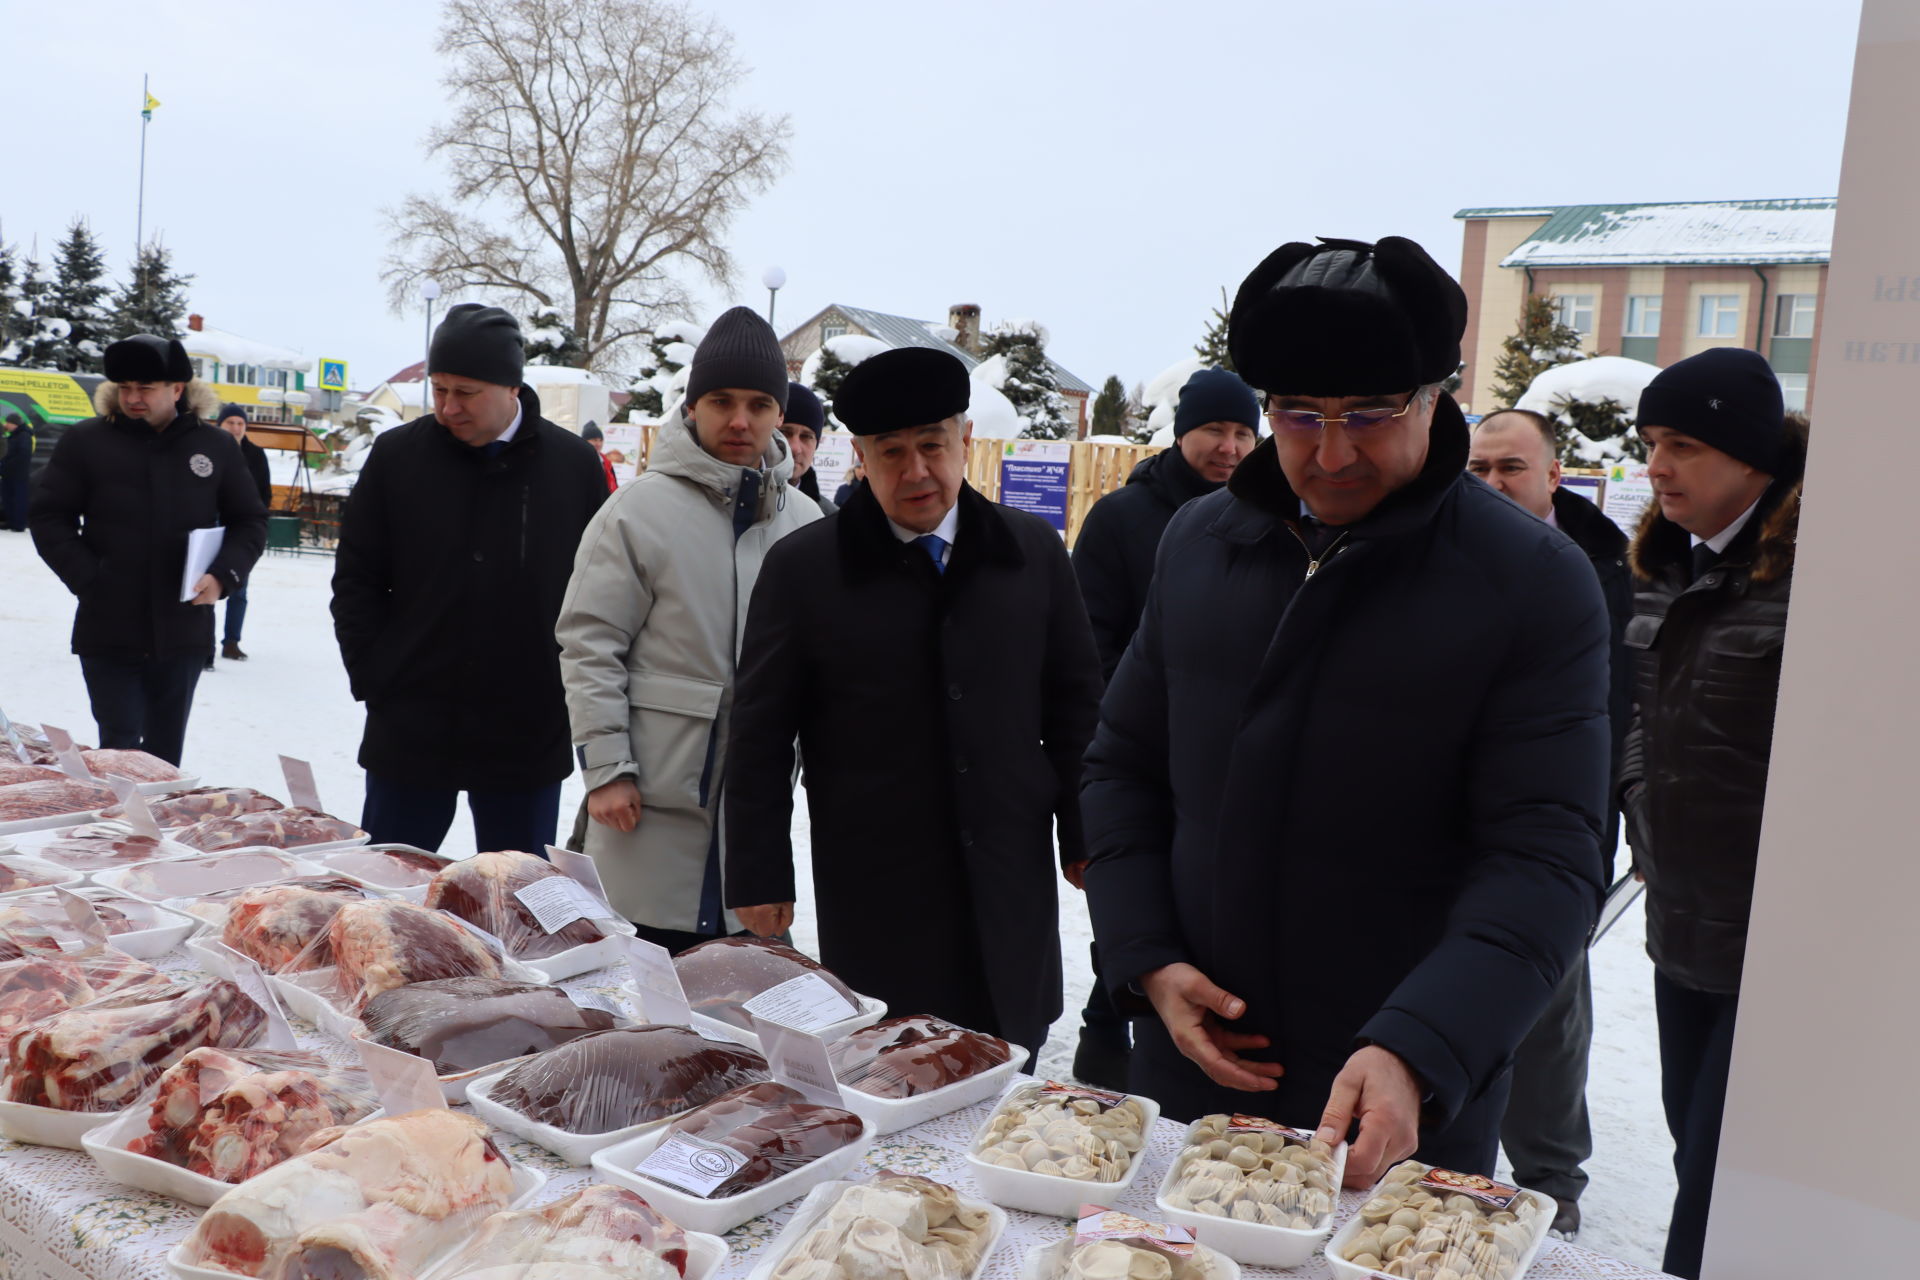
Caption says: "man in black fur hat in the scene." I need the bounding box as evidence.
[1081,238,1612,1187]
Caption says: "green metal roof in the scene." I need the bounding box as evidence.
[1459,198,1835,267]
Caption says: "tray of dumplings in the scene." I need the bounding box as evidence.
[748,1173,1007,1280]
[1153,1113,1347,1268]
[1325,1160,1555,1280]
[1021,1206,1240,1280]
[965,1080,1158,1217]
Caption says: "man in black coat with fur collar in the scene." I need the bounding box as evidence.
[724,347,1103,1061]
[1082,237,1611,1189]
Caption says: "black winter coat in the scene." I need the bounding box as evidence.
[0,422,31,479]
[1072,447,1220,681]
[1621,471,1800,996]
[239,438,273,508]
[1551,485,1634,880]
[724,483,1104,1053]
[1082,396,1610,1160]
[29,405,267,658]
[330,389,607,790]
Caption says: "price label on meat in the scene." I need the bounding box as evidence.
[547,844,613,908]
[53,887,108,949]
[634,1132,748,1197]
[355,1037,449,1113]
[102,777,163,839]
[741,972,861,1031]
[0,706,30,764]
[514,875,612,934]
[42,725,93,782]
[278,755,324,812]
[754,1015,845,1107]
[624,937,692,1026]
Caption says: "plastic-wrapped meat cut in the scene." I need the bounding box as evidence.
[111,850,310,901]
[325,847,450,890]
[0,892,159,960]
[223,884,379,973]
[423,850,605,960]
[33,821,169,872]
[829,1016,1015,1099]
[182,1108,517,1280]
[675,937,862,1031]
[657,1082,864,1198]
[101,787,285,827]
[0,763,64,787]
[429,1185,689,1280]
[0,779,114,823]
[126,1047,379,1183]
[489,1025,769,1135]
[325,899,502,1013]
[175,807,366,853]
[0,858,68,894]
[0,950,170,1033]
[78,749,184,783]
[359,977,619,1076]
[177,877,371,931]
[2,978,266,1110]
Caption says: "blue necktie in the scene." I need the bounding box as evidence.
[914,533,948,574]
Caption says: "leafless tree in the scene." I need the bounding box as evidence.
[384,0,790,370]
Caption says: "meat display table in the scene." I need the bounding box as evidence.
[0,961,1673,1280]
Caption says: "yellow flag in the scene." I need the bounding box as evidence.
[142,92,160,120]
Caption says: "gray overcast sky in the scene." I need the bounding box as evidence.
[6,0,1863,395]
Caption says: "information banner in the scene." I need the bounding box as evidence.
[1600,462,1653,533]
[998,439,1072,536]
[812,434,855,504]
[1559,475,1604,509]
[602,422,644,487]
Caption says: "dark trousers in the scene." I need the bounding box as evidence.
[1,471,27,531]
[1500,953,1594,1205]
[79,654,204,766]
[221,582,249,645]
[1655,970,1740,1279]
[1079,942,1131,1045]
[360,774,562,855]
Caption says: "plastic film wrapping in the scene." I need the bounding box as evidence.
[100,786,285,827]
[0,891,167,959]
[1335,1161,1550,1280]
[78,749,184,783]
[326,846,452,890]
[488,1025,768,1136]
[220,882,384,973]
[108,849,314,902]
[674,937,860,1031]
[290,898,506,1014]
[0,763,63,787]
[829,1016,1015,1099]
[360,977,619,1076]
[422,849,606,960]
[424,1185,689,1280]
[768,1174,998,1280]
[973,1082,1149,1184]
[0,778,114,823]
[0,857,72,894]
[0,949,172,1034]
[177,876,372,931]
[642,1081,863,1199]
[1161,1114,1340,1231]
[32,821,170,872]
[174,807,366,853]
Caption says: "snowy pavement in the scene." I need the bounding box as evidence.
[0,532,1672,1269]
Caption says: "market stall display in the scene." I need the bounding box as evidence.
[1326,1161,1554,1280]
[172,807,366,853]
[321,899,505,1012]
[357,976,620,1079]
[98,850,320,903]
[423,1184,716,1280]
[0,778,114,826]
[0,889,195,959]
[675,937,863,1033]
[1154,1115,1347,1268]
[968,1083,1158,1217]
[100,788,285,827]
[321,846,451,893]
[219,882,382,973]
[0,951,171,1032]
[423,849,607,961]
[29,821,176,872]
[77,750,184,784]
[760,1175,1005,1280]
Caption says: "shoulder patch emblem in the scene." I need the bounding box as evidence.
[189,453,214,477]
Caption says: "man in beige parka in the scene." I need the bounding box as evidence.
[556,307,820,950]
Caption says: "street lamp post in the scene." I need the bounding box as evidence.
[420,279,441,417]
[762,265,787,328]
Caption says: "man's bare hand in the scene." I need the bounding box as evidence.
[735,903,794,937]
[1317,1044,1423,1188]
[586,778,642,832]
[1141,962,1282,1092]
[1063,860,1088,890]
[189,573,222,605]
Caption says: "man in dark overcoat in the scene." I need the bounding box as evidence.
[724,347,1103,1059]
[1081,237,1612,1189]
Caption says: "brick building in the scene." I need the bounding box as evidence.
[1456,198,1834,413]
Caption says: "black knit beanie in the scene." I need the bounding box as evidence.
[217,403,251,426]
[783,383,826,436]
[685,307,790,412]
[429,304,525,387]
[1636,348,1787,475]
[1173,368,1260,438]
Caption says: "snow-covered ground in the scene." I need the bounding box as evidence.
[0,532,1672,1269]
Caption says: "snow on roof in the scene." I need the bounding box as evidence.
[813,303,1095,395]
[1493,199,1835,268]
[1515,356,1663,417]
[177,323,313,371]
[1454,207,1559,219]
[523,363,610,388]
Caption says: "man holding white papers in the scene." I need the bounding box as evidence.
[29,334,267,765]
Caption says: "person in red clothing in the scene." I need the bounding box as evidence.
[581,421,618,493]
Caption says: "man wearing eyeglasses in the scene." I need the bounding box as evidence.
[1081,237,1611,1189]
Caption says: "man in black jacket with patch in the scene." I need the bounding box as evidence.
[1082,237,1610,1189]
[331,304,606,854]
[725,347,1103,1060]
[29,336,267,764]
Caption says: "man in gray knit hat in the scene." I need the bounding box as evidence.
[557,306,820,951]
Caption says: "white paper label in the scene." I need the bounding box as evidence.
[547,845,612,908]
[355,1037,448,1113]
[105,779,163,839]
[278,755,323,812]
[513,876,610,935]
[635,1132,748,1197]
[624,937,691,1026]
[741,973,860,1032]
[208,941,299,1050]
[42,726,93,782]
[753,1015,845,1107]
[54,887,109,950]
[0,707,30,764]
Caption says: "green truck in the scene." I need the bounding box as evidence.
[0,367,105,489]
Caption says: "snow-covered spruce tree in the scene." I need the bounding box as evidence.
[616,324,700,421]
[111,243,194,340]
[15,256,60,368]
[1487,295,1584,410]
[809,343,855,414]
[0,241,26,364]
[522,306,588,367]
[45,220,112,373]
[1551,395,1645,464]
[1089,375,1128,437]
[1193,287,1233,372]
[980,321,1069,441]
[1124,381,1153,443]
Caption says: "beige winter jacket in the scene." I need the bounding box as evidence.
[556,420,821,931]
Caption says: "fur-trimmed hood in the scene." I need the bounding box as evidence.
[92,379,221,422]
[1630,476,1801,586]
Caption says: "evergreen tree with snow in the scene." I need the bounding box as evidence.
[1487,295,1584,411]
[1193,287,1233,372]
[1125,381,1152,443]
[523,306,588,367]
[44,219,112,373]
[980,321,1070,441]
[1090,375,1128,437]
[0,240,25,364]
[616,326,698,420]
[110,242,194,340]
[809,344,855,416]
[15,255,61,368]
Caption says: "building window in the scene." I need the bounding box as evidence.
[1774,293,1817,338]
[262,368,291,389]
[1624,295,1662,337]
[1698,295,1742,337]
[191,356,216,381]
[1551,294,1595,337]
[820,321,848,342]
[1778,372,1808,413]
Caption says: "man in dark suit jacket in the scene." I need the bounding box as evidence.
[211,405,275,663]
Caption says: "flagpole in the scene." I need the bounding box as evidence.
[136,73,149,259]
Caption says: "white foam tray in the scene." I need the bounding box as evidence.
[963,1082,1162,1218]
[0,1098,131,1148]
[80,895,203,958]
[1323,1161,1556,1280]
[346,1028,532,1105]
[518,921,637,984]
[0,855,87,897]
[1021,1237,1241,1280]
[128,772,201,796]
[839,1054,1022,1136]
[91,849,326,904]
[420,1230,727,1280]
[1151,1118,1349,1268]
[314,844,446,903]
[746,1179,1008,1280]
[82,1104,386,1207]
[590,1112,875,1236]
[614,981,887,1050]
[163,1163,548,1280]
[465,1066,694,1167]
[0,808,105,836]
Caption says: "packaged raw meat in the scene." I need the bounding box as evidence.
[78,749,183,784]
[359,977,619,1076]
[0,763,64,787]
[324,846,452,890]
[424,1185,689,1280]
[181,1108,519,1280]
[175,876,371,930]
[0,891,164,958]
[174,806,366,853]
[100,787,285,827]
[0,856,74,894]
[2,977,267,1111]
[766,1174,999,1280]
[830,1016,1016,1099]
[221,882,382,973]
[31,821,172,872]
[321,899,504,1013]
[0,950,171,1033]
[642,1081,864,1199]
[104,849,313,901]
[423,849,607,960]
[0,778,114,824]
[487,1025,768,1135]
[124,1047,379,1184]
[675,937,862,1032]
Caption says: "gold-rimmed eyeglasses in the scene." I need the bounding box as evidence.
[1264,390,1422,435]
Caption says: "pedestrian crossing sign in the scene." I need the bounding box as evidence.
[319,359,349,392]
